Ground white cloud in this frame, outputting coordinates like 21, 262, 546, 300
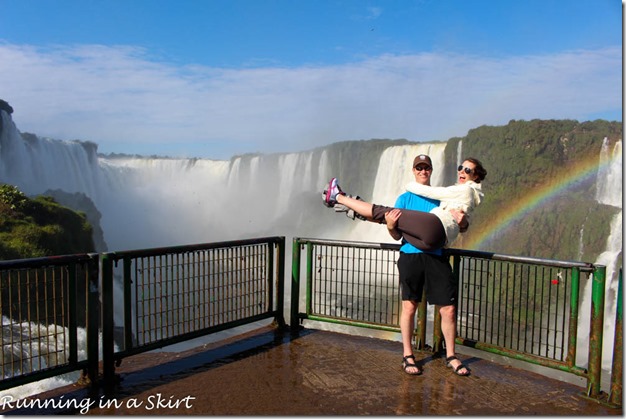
366, 7, 383, 19
0, 42, 620, 159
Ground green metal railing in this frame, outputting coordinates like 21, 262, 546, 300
100, 236, 285, 391
447, 248, 602, 395
0, 254, 99, 391
290, 238, 404, 334
609, 268, 623, 405
0, 237, 285, 393
291, 237, 622, 403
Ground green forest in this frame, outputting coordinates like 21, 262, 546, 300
445, 119, 621, 263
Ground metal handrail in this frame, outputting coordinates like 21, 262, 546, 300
0, 253, 99, 391
99, 236, 285, 393
0, 237, 285, 394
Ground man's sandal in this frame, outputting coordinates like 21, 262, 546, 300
445, 355, 470, 376
402, 355, 422, 375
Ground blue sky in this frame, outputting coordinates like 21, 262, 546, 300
0, 0, 622, 159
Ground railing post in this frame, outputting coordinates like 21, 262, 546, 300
101, 253, 116, 396
609, 268, 623, 406
123, 255, 133, 351
86, 254, 100, 388
290, 238, 302, 333
274, 237, 286, 328
566, 267, 581, 366
305, 242, 314, 320
587, 264, 606, 398
67, 263, 78, 365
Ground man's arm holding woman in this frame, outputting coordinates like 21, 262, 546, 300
384, 209, 403, 240
384, 207, 469, 240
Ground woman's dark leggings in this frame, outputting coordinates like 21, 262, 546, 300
371, 204, 446, 251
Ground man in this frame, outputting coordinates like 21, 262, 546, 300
323, 154, 471, 376
384, 154, 470, 376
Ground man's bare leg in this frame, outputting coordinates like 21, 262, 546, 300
400, 300, 421, 374
440, 304, 469, 375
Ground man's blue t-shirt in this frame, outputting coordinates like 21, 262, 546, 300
394, 191, 442, 256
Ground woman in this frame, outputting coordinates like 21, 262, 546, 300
323, 158, 487, 251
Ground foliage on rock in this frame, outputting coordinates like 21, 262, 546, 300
0, 184, 96, 259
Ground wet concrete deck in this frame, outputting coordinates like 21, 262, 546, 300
4, 325, 622, 415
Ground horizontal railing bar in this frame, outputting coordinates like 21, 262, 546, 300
456, 337, 589, 377
104, 236, 284, 259
0, 253, 97, 269
302, 314, 401, 334
295, 237, 401, 250
113, 312, 278, 360
0, 360, 90, 391
297, 237, 596, 272
446, 248, 596, 272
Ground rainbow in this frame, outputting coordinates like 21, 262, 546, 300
465, 157, 618, 250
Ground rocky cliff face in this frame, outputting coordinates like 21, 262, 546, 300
0, 99, 13, 134
0, 99, 13, 114
43, 189, 108, 253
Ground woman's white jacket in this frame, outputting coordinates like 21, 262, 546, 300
405, 180, 484, 246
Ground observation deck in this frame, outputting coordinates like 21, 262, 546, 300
6, 325, 621, 416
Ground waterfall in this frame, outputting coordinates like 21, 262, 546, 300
577, 225, 585, 260
347, 143, 447, 244
456, 140, 463, 166
595, 138, 622, 206
577, 139, 622, 370
1, 109, 448, 251
0, 112, 109, 200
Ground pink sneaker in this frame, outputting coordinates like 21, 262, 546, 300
322, 178, 345, 208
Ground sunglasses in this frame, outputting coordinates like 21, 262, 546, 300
414, 165, 432, 172
458, 165, 474, 175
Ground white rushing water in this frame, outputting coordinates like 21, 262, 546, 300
576, 138, 622, 370
0, 316, 114, 402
